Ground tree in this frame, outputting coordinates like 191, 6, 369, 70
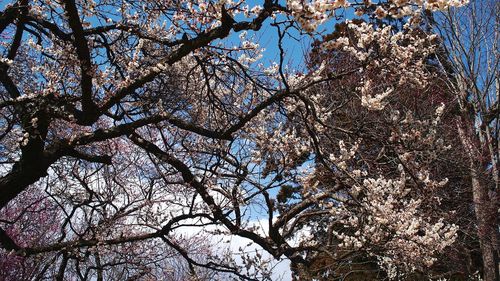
426, 1, 499, 280
292, 19, 484, 280
0, 185, 61, 280
0, 0, 473, 280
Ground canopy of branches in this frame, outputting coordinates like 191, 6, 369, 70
0, 0, 498, 280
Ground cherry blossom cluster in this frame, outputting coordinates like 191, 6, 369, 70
288, 0, 350, 32
305, 101, 457, 276
322, 21, 439, 111
288, 0, 468, 33
329, 165, 458, 275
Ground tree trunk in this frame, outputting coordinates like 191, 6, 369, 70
457, 122, 499, 281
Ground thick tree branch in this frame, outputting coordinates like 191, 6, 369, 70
62, 0, 98, 123
0, 227, 21, 251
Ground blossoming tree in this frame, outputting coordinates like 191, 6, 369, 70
285, 20, 485, 279
0, 0, 476, 280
